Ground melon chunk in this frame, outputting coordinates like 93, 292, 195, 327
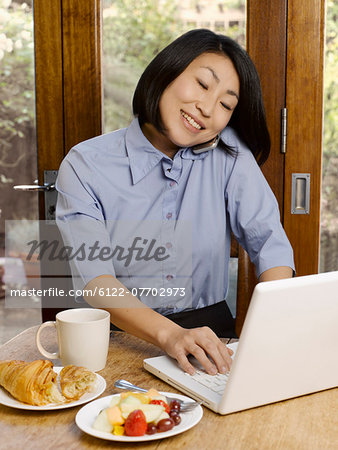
106, 405, 125, 426
92, 409, 113, 433
138, 403, 164, 423
109, 396, 120, 407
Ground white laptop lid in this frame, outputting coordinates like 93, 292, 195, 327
219, 271, 338, 414
144, 272, 338, 414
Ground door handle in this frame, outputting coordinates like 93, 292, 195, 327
291, 173, 310, 214
13, 183, 55, 191
13, 171, 58, 220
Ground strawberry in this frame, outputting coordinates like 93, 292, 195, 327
150, 399, 170, 414
124, 409, 147, 436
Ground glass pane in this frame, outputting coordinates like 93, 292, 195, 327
0, 0, 40, 343
320, 0, 338, 272
102, 0, 246, 318
102, 0, 246, 133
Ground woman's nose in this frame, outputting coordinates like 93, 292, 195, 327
196, 99, 214, 118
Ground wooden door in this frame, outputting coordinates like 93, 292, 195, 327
237, 1, 326, 331
284, 0, 325, 276
236, 0, 289, 332
34, 0, 102, 321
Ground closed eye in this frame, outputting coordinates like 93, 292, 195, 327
221, 102, 232, 111
197, 80, 208, 90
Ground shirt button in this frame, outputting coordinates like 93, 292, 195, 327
166, 212, 172, 219
169, 181, 175, 187
166, 275, 174, 281
165, 242, 172, 249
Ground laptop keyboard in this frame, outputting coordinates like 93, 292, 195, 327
184, 343, 237, 394
185, 370, 230, 394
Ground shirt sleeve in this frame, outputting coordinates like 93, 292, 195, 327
223, 130, 295, 278
55, 149, 116, 292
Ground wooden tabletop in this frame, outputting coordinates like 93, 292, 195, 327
0, 326, 337, 450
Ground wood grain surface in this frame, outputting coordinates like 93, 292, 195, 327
62, 0, 102, 152
0, 327, 337, 450
284, 0, 325, 276
236, 0, 290, 332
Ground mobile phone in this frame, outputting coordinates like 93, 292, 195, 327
191, 134, 220, 154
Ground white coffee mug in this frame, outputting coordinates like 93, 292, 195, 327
36, 308, 110, 372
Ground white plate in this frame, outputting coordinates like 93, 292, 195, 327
76, 392, 203, 442
0, 367, 106, 411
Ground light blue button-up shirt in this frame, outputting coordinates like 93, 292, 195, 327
56, 118, 294, 314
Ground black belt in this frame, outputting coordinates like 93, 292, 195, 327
165, 300, 237, 338
110, 300, 237, 338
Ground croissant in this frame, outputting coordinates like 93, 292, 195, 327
59, 365, 97, 401
0, 359, 65, 406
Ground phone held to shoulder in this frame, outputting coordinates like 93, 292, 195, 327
191, 134, 220, 154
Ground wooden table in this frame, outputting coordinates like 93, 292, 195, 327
0, 326, 337, 450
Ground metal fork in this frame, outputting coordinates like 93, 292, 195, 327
114, 379, 202, 412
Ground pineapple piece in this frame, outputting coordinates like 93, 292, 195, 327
147, 388, 160, 399
113, 425, 125, 436
120, 392, 149, 404
147, 388, 167, 403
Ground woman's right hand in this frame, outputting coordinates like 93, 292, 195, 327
158, 324, 233, 375
83, 276, 233, 375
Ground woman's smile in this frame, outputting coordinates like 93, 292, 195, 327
180, 110, 205, 132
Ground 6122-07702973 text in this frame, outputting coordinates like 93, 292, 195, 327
9, 286, 186, 299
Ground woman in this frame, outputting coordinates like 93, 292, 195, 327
56, 29, 294, 376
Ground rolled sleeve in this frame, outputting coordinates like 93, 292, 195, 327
224, 134, 295, 278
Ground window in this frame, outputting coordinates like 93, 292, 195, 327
215, 21, 225, 31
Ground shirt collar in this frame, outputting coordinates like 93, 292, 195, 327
125, 118, 209, 184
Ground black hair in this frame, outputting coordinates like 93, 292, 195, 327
133, 29, 270, 165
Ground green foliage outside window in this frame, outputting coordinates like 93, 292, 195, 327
320, 0, 338, 271
102, 0, 246, 131
0, 0, 34, 172
102, 0, 182, 132
323, 0, 338, 170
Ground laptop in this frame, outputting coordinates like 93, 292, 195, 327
144, 271, 338, 414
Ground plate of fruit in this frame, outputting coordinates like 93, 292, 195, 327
75, 388, 203, 442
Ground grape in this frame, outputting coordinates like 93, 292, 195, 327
169, 411, 182, 425
169, 400, 181, 412
156, 418, 175, 432
146, 423, 157, 435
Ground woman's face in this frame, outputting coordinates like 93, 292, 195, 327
144, 52, 240, 154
